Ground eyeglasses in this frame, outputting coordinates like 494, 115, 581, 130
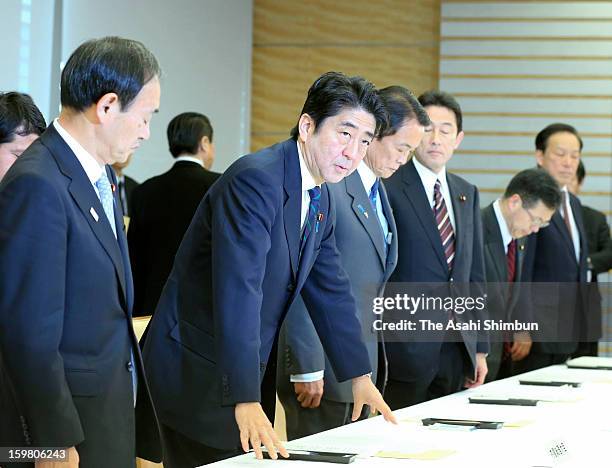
523, 207, 550, 228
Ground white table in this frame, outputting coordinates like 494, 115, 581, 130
209, 359, 612, 467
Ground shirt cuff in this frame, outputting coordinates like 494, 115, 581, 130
290, 370, 324, 383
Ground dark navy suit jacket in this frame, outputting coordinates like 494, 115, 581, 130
0, 125, 155, 466
141, 139, 371, 449
383, 159, 488, 383
523, 191, 595, 354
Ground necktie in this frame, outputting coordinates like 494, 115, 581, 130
369, 178, 380, 211
507, 239, 516, 283
95, 172, 117, 238
118, 179, 128, 216
433, 179, 455, 271
300, 187, 321, 256
562, 191, 573, 243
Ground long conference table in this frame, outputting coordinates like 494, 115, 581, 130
209, 356, 612, 467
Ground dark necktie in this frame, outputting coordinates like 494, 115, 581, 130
507, 239, 516, 283
300, 187, 321, 256
433, 179, 455, 271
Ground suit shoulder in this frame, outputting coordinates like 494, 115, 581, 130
447, 171, 477, 192
582, 204, 606, 223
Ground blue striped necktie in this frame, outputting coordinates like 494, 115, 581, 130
300, 187, 321, 254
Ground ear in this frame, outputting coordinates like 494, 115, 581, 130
298, 113, 315, 142
535, 149, 545, 167
95, 93, 120, 123
507, 193, 522, 211
454, 130, 465, 149
199, 135, 211, 153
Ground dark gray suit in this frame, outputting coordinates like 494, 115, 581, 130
278, 169, 397, 440
481, 203, 530, 380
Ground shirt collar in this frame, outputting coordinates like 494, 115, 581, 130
356, 160, 377, 194
175, 155, 204, 167
53, 119, 105, 185
413, 156, 448, 193
296, 140, 318, 192
493, 198, 513, 249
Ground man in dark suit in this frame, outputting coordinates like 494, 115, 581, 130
140, 72, 397, 467
0, 91, 46, 182
128, 112, 221, 317
568, 161, 612, 356
514, 124, 593, 374
0, 37, 161, 468
277, 86, 430, 439
383, 90, 489, 410
112, 155, 140, 217
481, 169, 561, 381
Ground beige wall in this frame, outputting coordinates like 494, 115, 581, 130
251, 0, 442, 151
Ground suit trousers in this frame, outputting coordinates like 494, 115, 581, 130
282, 396, 370, 441
159, 423, 239, 467
384, 341, 466, 410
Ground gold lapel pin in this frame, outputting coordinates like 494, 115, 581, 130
458, 194, 467, 202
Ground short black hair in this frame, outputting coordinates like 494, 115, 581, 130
503, 168, 562, 211
60, 36, 161, 112
576, 160, 586, 185
290, 71, 387, 139
0, 92, 46, 145
417, 90, 463, 133
377, 86, 430, 137
535, 123, 583, 152
167, 112, 213, 158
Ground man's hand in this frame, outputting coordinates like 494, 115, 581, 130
351, 374, 397, 424
294, 380, 324, 408
510, 332, 532, 362
235, 402, 288, 460
464, 352, 488, 389
36, 446, 79, 468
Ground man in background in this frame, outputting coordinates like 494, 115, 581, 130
383, 90, 489, 410
568, 160, 612, 356
278, 86, 429, 439
112, 154, 139, 217
0, 91, 46, 181
128, 112, 220, 317
481, 169, 560, 381
515, 123, 592, 373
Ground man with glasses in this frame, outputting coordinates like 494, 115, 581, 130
481, 169, 561, 380
383, 91, 489, 409
514, 123, 593, 374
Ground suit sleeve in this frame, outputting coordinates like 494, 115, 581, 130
0, 173, 84, 446
280, 297, 326, 377
299, 189, 371, 382
590, 212, 612, 275
470, 188, 490, 354
211, 168, 277, 405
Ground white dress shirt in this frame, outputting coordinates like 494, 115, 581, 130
412, 156, 456, 231
175, 155, 204, 167
493, 199, 513, 254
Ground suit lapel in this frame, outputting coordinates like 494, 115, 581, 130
402, 160, 448, 271
380, 181, 397, 275
483, 205, 507, 282
282, 140, 301, 279
551, 211, 576, 263
447, 175, 465, 269
345, 172, 387, 268
41, 126, 128, 304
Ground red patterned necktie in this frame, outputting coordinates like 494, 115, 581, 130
507, 239, 516, 283
433, 179, 455, 271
